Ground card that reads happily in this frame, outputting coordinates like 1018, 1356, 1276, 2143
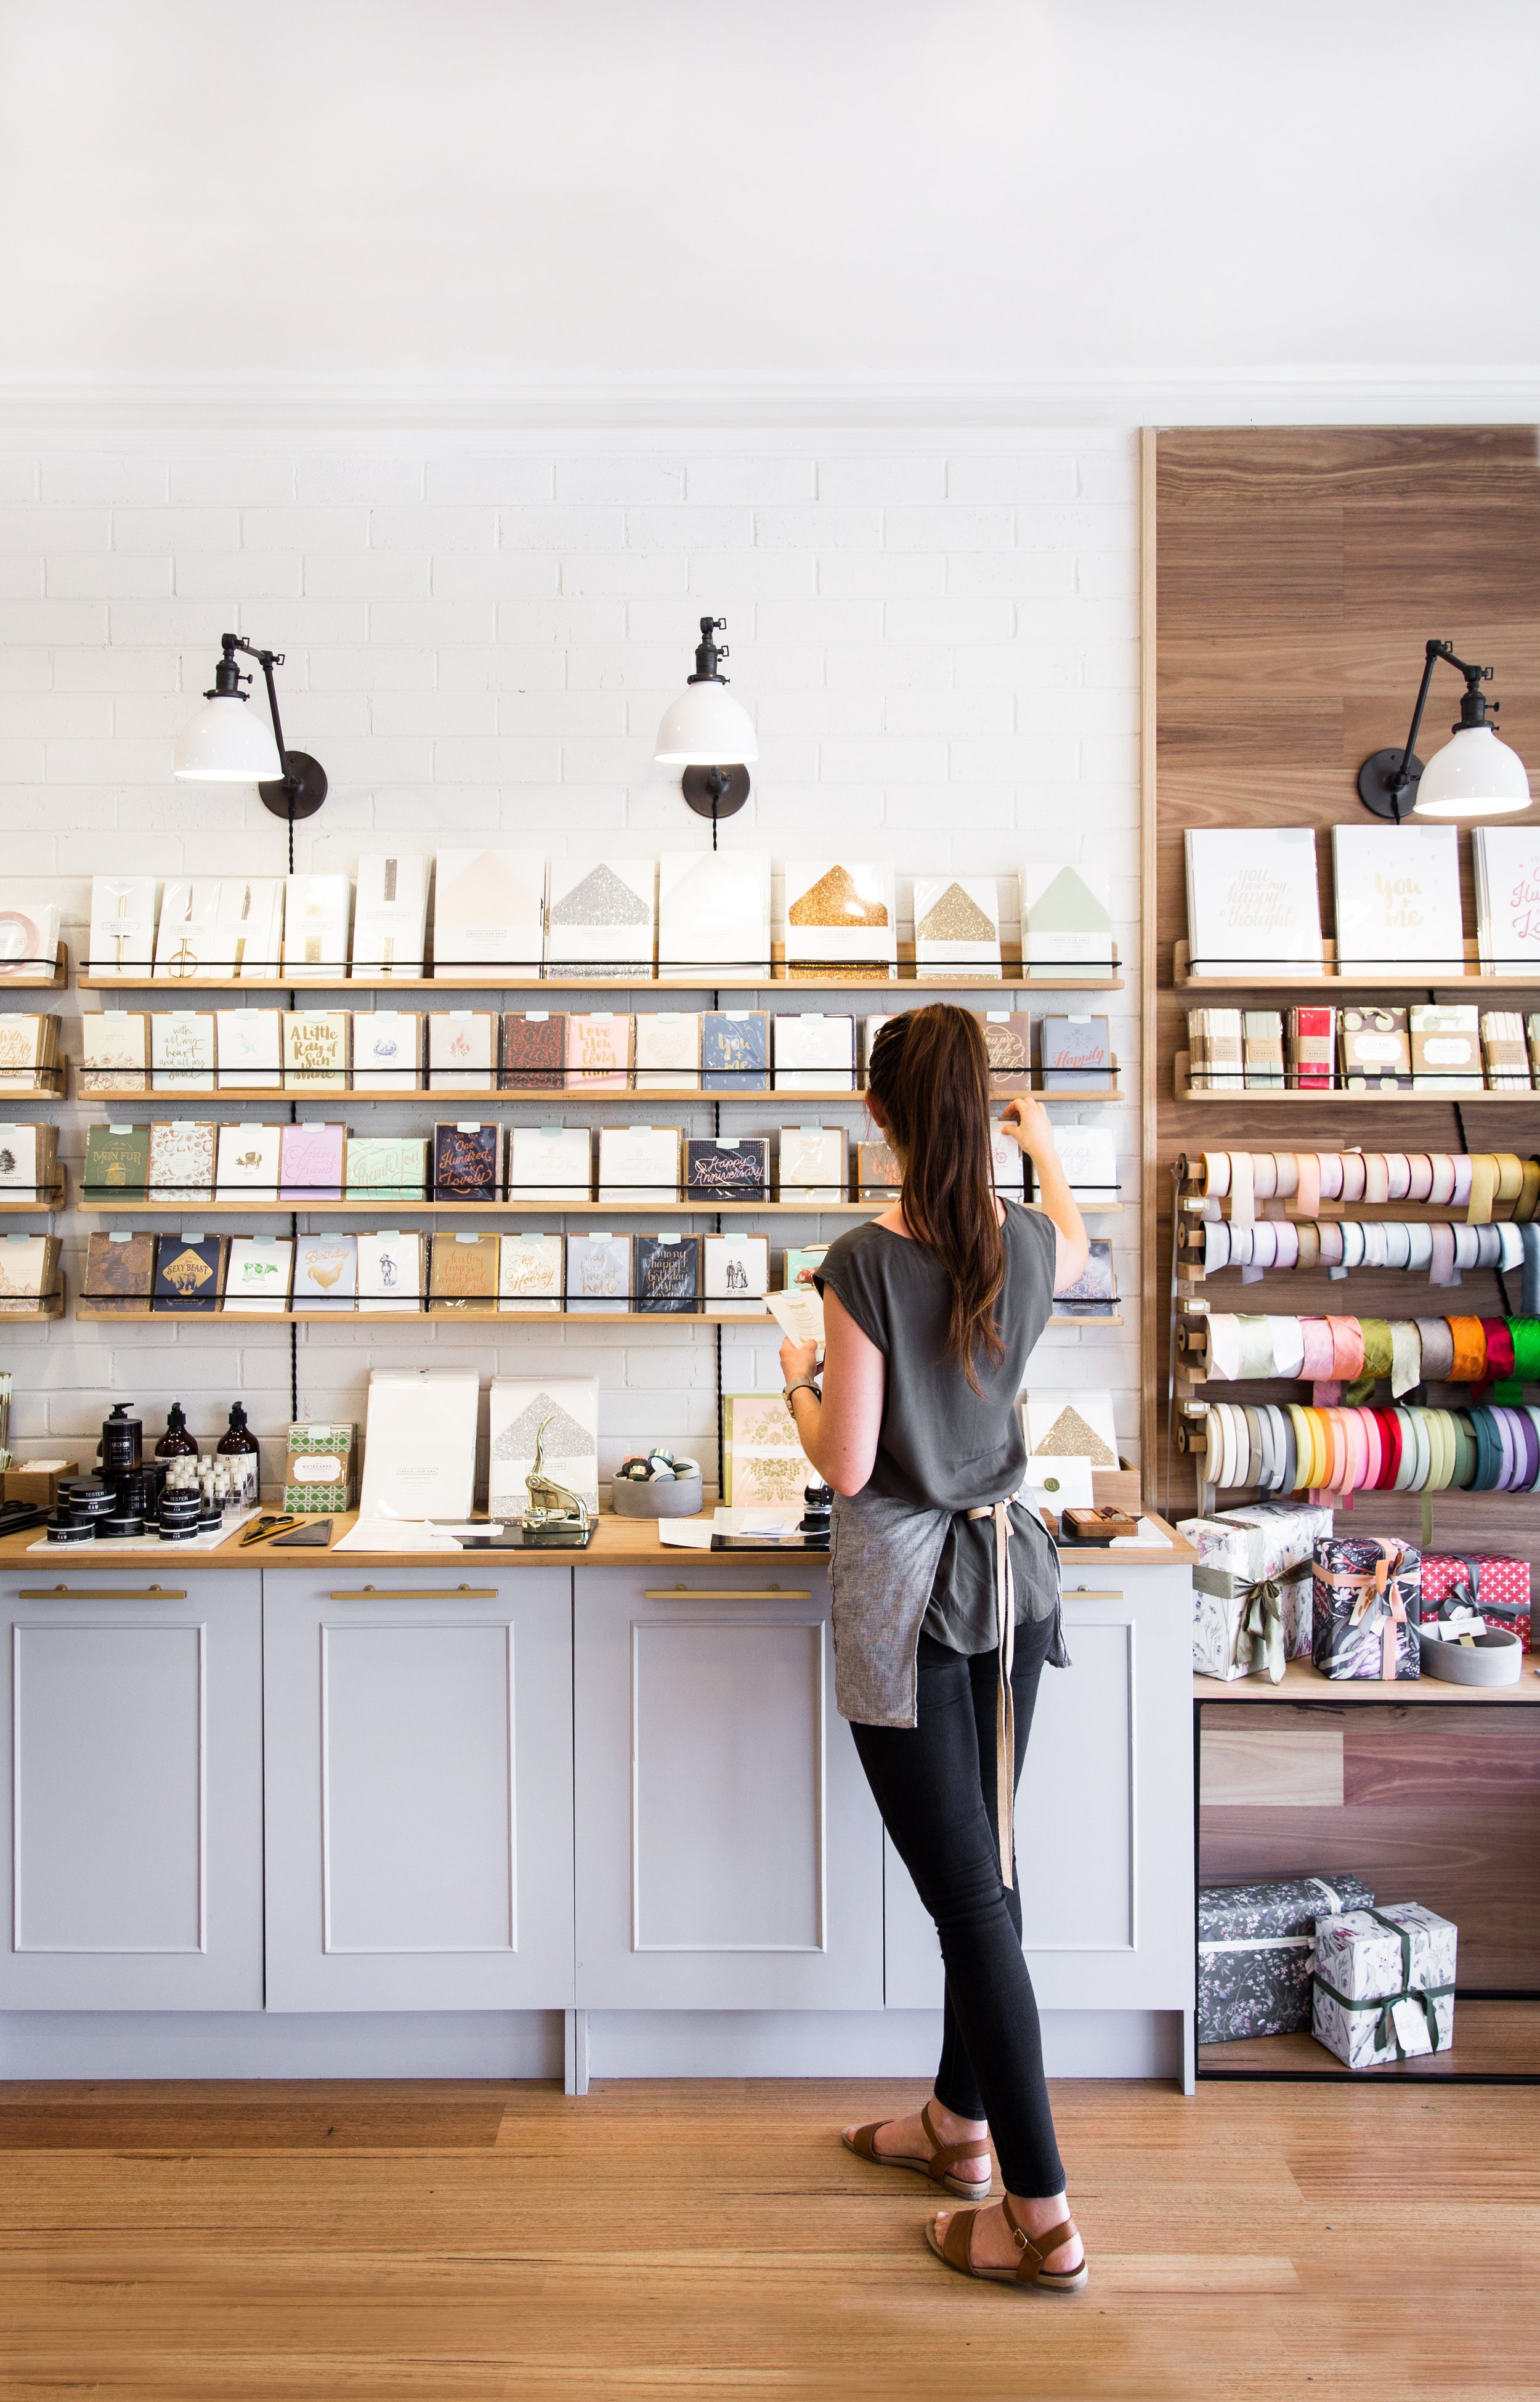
498, 1231, 564, 1313
597, 1125, 680, 1204
702, 1010, 769, 1092
147, 1120, 216, 1202
565, 1013, 633, 1087
432, 1121, 501, 1201
283, 1010, 350, 1090
633, 1012, 701, 1091
357, 1230, 424, 1314
684, 1137, 769, 1200
153, 880, 223, 980
723, 1394, 812, 1507
87, 877, 158, 980
783, 861, 897, 978
1021, 1389, 1119, 1467
1019, 862, 1115, 976
283, 875, 353, 981
432, 848, 545, 980
912, 877, 1003, 979
429, 1231, 501, 1311
223, 1235, 294, 1315
565, 1231, 634, 1313
344, 1135, 428, 1201
772, 1013, 856, 1092
779, 1126, 847, 1203
79, 1012, 150, 1095
634, 1231, 702, 1314
487, 1378, 599, 1517
499, 1010, 566, 1090
215, 1122, 283, 1198
506, 1124, 591, 1204
1039, 1014, 1112, 1090
84, 1123, 149, 1198
705, 1232, 770, 1315
152, 1232, 224, 1314
277, 1121, 345, 1202
80, 1229, 155, 1315
352, 1010, 421, 1093
213, 877, 283, 978
151, 1012, 216, 1093
657, 849, 772, 979
1332, 824, 1463, 978
351, 854, 429, 979
1184, 829, 1323, 975
981, 1011, 1033, 1095
215, 1008, 283, 1090
544, 856, 655, 979
292, 1232, 359, 1312
427, 1010, 496, 1091
1474, 828, 1540, 973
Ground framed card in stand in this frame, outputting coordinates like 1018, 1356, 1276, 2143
79, 1012, 149, 1095
432, 1122, 501, 1202
87, 877, 158, 981
565, 1013, 632, 1088
283, 875, 353, 983
544, 856, 655, 980
705, 1231, 769, 1316
153, 880, 222, 980
634, 1231, 702, 1314
80, 1229, 155, 1316
152, 1231, 225, 1314
351, 1010, 420, 1093
566, 1231, 633, 1313
912, 877, 1003, 980
215, 1008, 282, 1091
633, 1012, 701, 1091
282, 1010, 349, 1090
597, 1125, 680, 1204
702, 1010, 769, 1093
151, 1012, 216, 1093
499, 1010, 566, 1091
1185, 830, 1323, 976
1332, 824, 1462, 979
506, 1124, 591, 1204
360, 1370, 480, 1520
223, 1234, 294, 1315
432, 848, 545, 980
428, 1010, 496, 1092
779, 1126, 848, 1203
685, 1136, 769, 1200
498, 1231, 564, 1313
147, 1121, 216, 1203
213, 877, 282, 978
772, 1013, 856, 1092
783, 861, 897, 980
344, 1135, 428, 1201
351, 854, 428, 979
357, 1230, 424, 1315
292, 1231, 359, 1313
215, 1123, 283, 1199
429, 1231, 501, 1312
84, 1124, 149, 1199
278, 1122, 345, 1203
981, 1011, 1032, 1095
487, 1377, 599, 1517
657, 850, 772, 980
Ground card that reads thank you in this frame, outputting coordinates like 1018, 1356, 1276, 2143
345, 1135, 428, 1201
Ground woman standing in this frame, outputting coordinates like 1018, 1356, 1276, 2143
777, 1004, 1092, 2292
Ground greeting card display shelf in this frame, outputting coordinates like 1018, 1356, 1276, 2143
78, 1196, 889, 1217
0, 1176, 66, 1212
76, 1304, 1121, 1329
0, 1292, 64, 1322
1173, 937, 1540, 992
0, 1074, 66, 1100
80, 949, 1123, 995
118, 1079, 1124, 1106
0, 945, 68, 992
1175, 1055, 1539, 1105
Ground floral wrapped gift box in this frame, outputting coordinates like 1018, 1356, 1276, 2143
1312, 1534, 1421, 1680
1312, 1903, 1457, 2067
1199, 1875, 1375, 2043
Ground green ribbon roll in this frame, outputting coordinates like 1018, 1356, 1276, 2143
1509, 1316, 1540, 1384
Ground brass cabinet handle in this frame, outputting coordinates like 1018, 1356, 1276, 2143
328, 1583, 499, 1601
1060, 1588, 1124, 1600
642, 1585, 814, 1601
17, 1584, 189, 1601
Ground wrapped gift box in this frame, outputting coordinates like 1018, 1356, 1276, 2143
1199, 1875, 1375, 2043
1312, 1903, 1457, 2067
1178, 1502, 1334, 1584
1420, 1552, 1531, 1650
1193, 1563, 1313, 1682
1312, 1535, 1421, 1680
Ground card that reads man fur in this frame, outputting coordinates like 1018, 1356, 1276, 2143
498, 1231, 564, 1313
151, 1012, 216, 1093
292, 1232, 359, 1313
912, 877, 1003, 980
657, 850, 772, 979
80, 1229, 155, 1315
705, 1232, 770, 1315
215, 1008, 283, 1091
1021, 1389, 1119, 1467
147, 1120, 216, 1203
84, 1123, 149, 1198
215, 1123, 283, 1199
352, 1010, 421, 1093
487, 1378, 600, 1516
357, 1230, 424, 1315
282, 1011, 349, 1090
222, 1235, 294, 1315
545, 857, 655, 979
565, 1232, 634, 1313
79, 1012, 150, 1095
723, 1394, 813, 1507
432, 848, 545, 980
782, 861, 897, 980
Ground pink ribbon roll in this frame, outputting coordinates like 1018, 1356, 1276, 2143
1299, 1318, 1336, 1379
1384, 1154, 1411, 1202
1316, 1153, 1343, 1203
1430, 1155, 1456, 1206
1451, 1158, 1472, 1207
1327, 1317, 1366, 1379
1340, 1154, 1367, 1204
1407, 1154, 1434, 1202
1296, 1156, 1322, 1214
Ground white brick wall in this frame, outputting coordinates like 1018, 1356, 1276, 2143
0, 428, 1140, 1501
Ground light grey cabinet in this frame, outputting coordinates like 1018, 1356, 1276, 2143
0, 1568, 263, 2011
262, 1568, 575, 2011
573, 1566, 885, 2009
883, 1568, 1196, 2014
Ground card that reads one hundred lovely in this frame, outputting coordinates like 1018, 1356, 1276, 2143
633, 1231, 702, 1315
432, 1121, 501, 1201
151, 1012, 216, 1093
705, 1232, 769, 1314
1183, 829, 1323, 976
565, 1013, 632, 1087
782, 861, 897, 979
499, 1010, 565, 1091
277, 1121, 345, 1203
702, 1010, 769, 1093
215, 1008, 283, 1091
685, 1137, 769, 1200
215, 1122, 283, 1198
222, 1235, 294, 1315
498, 1231, 564, 1313
544, 856, 655, 979
147, 1119, 216, 1203
427, 1010, 496, 1092
283, 1011, 349, 1090
84, 1123, 150, 1198
292, 1232, 359, 1312
352, 1010, 421, 1093
153, 1232, 224, 1314
506, 1124, 590, 1204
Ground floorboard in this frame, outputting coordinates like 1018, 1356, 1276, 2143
0, 2076, 1533, 2398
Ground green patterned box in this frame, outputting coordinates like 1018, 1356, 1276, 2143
283, 1420, 357, 1514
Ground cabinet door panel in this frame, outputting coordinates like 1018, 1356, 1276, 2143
1, 1573, 263, 2011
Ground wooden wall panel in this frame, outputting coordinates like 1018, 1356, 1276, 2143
1150, 427, 1540, 1569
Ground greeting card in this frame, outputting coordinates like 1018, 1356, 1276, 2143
657, 849, 772, 979
1185, 830, 1323, 975
213, 877, 282, 978
704, 1232, 770, 1315
912, 877, 1003, 979
150, 1012, 216, 1093
152, 1232, 225, 1313
634, 1231, 702, 1314
292, 1232, 359, 1312
1332, 825, 1462, 978
597, 1125, 680, 1204
215, 1122, 283, 1198
432, 848, 545, 979
427, 1010, 496, 1091
498, 1231, 564, 1313
544, 856, 655, 979
83, 1123, 149, 1198
565, 1232, 634, 1313
506, 1124, 591, 1203
283, 875, 352, 981
344, 1135, 428, 1201
684, 1137, 769, 1199
633, 1011, 701, 1091
79, 1012, 150, 1095
702, 1010, 769, 1092
429, 1231, 500, 1311
783, 861, 896, 979
147, 1120, 216, 1203
772, 1012, 856, 1092
357, 1230, 424, 1315
215, 1008, 283, 1090
153, 880, 223, 980
778, 1126, 847, 1203
278, 1121, 346, 1202
352, 1010, 421, 1092
499, 1010, 566, 1090
1019, 862, 1114, 976
79, 1230, 155, 1316
351, 854, 428, 979
565, 1013, 632, 1087
981, 1010, 1033, 1095
283, 1010, 349, 1090
87, 877, 158, 980
223, 1235, 294, 1315
432, 1121, 501, 1201
487, 1379, 599, 1515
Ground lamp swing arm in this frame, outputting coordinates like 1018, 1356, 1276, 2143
214, 633, 293, 786
1387, 639, 1494, 806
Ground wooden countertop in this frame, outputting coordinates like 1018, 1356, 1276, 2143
1196, 1657, 1540, 1705
0, 1510, 1195, 1574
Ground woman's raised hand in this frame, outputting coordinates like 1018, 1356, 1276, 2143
999, 1096, 1056, 1158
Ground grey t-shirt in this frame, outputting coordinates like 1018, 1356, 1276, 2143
814, 1201, 1061, 1654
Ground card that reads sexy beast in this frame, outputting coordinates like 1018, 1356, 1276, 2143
633, 1231, 702, 1314
499, 1010, 566, 1091
153, 1233, 225, 1314
684, 1137, 769, 1200
432, 1121, 501, 1201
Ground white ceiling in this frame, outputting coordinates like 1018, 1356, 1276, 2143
2, 0, 1538, 391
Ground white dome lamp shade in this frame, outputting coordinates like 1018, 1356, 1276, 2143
174, 633, 328, 827
1359, 638, 1531, 821
654, 615, 758, 822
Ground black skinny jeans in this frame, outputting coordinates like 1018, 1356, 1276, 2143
851, 1618, 1064, 2199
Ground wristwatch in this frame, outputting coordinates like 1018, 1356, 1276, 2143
783, 1377, 821, 1419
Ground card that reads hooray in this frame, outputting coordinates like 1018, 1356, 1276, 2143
1332, 824, 1462, 979
545, 856, 655, 980
912, 877, 1003, 980
215, 1008, 283, 1091
657, 850, 772, 979
487, 1379, 599, 1517
352, 1010, 421, 1093
223, 1235, 294, 1315
1184, 829, 1323, 976
357, 1230, 423, 1315
498, 1231, 564, 1313
432, 848, 545, 980
783, 861, 896, 979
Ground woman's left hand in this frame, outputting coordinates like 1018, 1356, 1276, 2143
779, 1338, 821, 1388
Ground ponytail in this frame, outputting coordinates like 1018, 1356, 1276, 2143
867, 1004, 1005, 1392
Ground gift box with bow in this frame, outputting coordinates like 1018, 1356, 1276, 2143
1193, 1564, 1313, 1682
1312, 1902, 1456, 2067
1420, 1552, 1531, 1650
1312, 1534, 1421, 1680
1199, 1874, 1376, 2042
1178, 1501, 1333, 1586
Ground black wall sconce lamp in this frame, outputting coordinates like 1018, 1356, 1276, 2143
1359, 638, 1531, 821
173, 633, 328, 828
654, 616, 758, 827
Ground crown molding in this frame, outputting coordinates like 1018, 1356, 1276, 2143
0, 365, 1536, 432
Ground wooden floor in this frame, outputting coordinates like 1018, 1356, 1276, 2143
0, 2075, 1534, 2399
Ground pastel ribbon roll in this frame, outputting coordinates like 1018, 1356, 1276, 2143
1518, 1160, 1540, 1223
1389, 1320, 1423, 1399
1451, 1157, 1473, 1209
1299, 1319, 1336, 1380
1406, 1156, 1434, 1203
1251, 1157, 1278, 1201
1267, 1316, 1305, 1378
1467, 1155, 1500, 1225
1429, 1226, 1459, 1287
1201, 1152, 1232, 1198
1446, 1317, 1489, 1382
1295, 1223, 1321, 1271
1406, 1225, 1433, 1273
1362, 1154, 1390, 1206
1358, 1318, 1394, 1382
1238, 1316, 1277, 1378
1499, 1223, 1524, 1272
1314, 1153, 1342, 1204
1340, 1154, 1367, 1204
1317, 1224, 1344, 1269
1381, 1223, 1410, 1270
1415, 1318, 1456, 1381
1475, 1227, 1502, 1271
1206, 1316, 1244, 1380
1230, 1152, 1255, 1230
1271, 1153, 1299, 1199
1523, 1225, 1540, 1316
1470, 1408, 1503, 1490
1360, 1223, 1388, 1270
1481, 1318, 1516, 1381
1339, 1223, 1366, 1271
1429, 1155, 1457, 1206
1360, 1408, 1383, 1491
1294, 1155, 1320, 1215
1327, 1317, 1365, 1379
1203, 1223, 1229, 1273
1496, 1154, 1525, 1211
1384, 1154, 1411, 1202
1274, 1223, 1300, 1270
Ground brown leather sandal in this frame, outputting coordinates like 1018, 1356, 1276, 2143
926, 2196, 1088, 2292
841, 2099, 993, 2202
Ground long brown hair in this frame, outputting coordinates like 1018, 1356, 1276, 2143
867, 1005, 1005, 1392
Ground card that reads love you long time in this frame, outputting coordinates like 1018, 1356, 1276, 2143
565, 1013, 632, 1088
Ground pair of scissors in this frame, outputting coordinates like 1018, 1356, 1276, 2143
238, 1513, 302, 1547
